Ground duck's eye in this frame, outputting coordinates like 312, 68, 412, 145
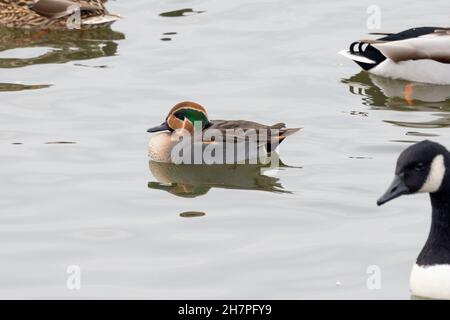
173, 111, 185, 120
414, 162, 425, 171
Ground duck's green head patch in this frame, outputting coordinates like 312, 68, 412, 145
165, 102, 210, 131
173, 108, 209, 127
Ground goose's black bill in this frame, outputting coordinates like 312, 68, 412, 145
377, 175, 410, 206
147, 122, 170, 133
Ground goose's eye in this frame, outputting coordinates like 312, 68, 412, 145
414, 162, 425, 171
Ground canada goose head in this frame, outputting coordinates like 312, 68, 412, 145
377, 140, 449, 206
147, 101, 210, 134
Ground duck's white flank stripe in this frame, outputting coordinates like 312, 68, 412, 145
370, 59, 450, 85
419, 154, 446, 193
410, 264, 450, 299
338, 50, 376, 64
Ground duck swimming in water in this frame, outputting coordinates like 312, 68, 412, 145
147, 101, 301, 164
340, 27, 450, 85
0, 0, 120, 29
378, 140, 450, 299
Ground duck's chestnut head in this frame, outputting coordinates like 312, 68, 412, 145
147, 101, 210, 134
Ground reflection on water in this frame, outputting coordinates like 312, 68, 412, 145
0, 27, 124, 69
159, 8, 205, 17
384, 117, 450, 129
73, 63, 107, 68
160, 32, 177, 42
179, 211, 206, 218
405, 131, 439, 137
342, 72, 450, 110
342, 72, 450, 128
44, 141, 77, 144
0, 82, 51, 92
148, 159, 294, 198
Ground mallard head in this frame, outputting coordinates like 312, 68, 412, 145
147, 101, 210, 134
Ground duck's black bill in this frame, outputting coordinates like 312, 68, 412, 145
377, 175, 410, 206
147, 122, 170, 133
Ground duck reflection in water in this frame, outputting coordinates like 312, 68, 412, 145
0, 26, 124, 69
0, 26, 124, 91
148, 159, 295, 198
342, 71, 450, 129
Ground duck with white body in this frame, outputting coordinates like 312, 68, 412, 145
340, 27, 450, 85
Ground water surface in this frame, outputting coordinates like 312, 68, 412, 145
1, 0, 449, 299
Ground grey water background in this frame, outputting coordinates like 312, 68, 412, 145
1, 0, 450, 299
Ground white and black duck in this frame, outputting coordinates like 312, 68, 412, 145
340, 27, 450, 85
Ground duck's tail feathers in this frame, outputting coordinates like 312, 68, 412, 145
266, 126, 301, 152
82, 13, 121, 26
279, 127, 302, 138
269, 123, 301, 140
270, 122, 287, 129
338, 49, 376, 64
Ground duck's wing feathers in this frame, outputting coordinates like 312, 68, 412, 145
0, 2, 49, 27
372, 28, 450, 63
30, 0, 105, 19
204, 120, 266, 145
0, 1, 34, 4
2, 0, 105, 8
208, 120, 276, 131
205, 120, 301, 150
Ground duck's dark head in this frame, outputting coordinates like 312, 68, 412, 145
377, 140, 449, 206
147, 101, 210, 134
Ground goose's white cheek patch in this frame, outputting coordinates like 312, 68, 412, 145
419, 154, 446, 193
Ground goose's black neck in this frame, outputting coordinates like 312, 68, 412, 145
416, 191, 450, 266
